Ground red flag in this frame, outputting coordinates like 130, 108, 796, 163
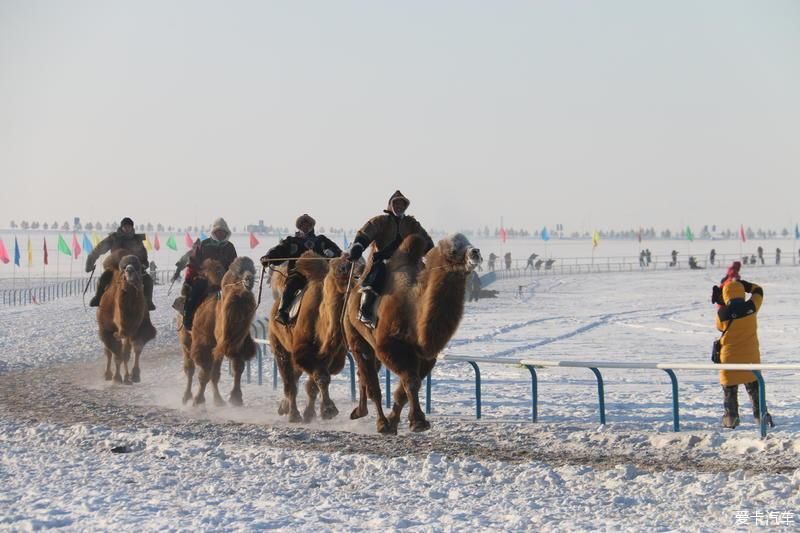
638, 228, 642, 243
153, 233, 161, 251
499, 227, 507, 243
739, 224, 746, 243
249, 232, 260, 249
0, 238, 9, 264
184, 232, 194, 249
71, 233, 81, 259
43, 237, 49, 265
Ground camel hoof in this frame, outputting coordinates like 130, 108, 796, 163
113, 374, 123, 384
213, 396, 226, 408
123, 376, 133, 385
377, 418, 397, 435
410, 419, 431, 433
104, 370, 113, 381
277, 399, 289, 416
321, 402, 339, 420
182, 391, 192, 405
228, 393, 243, 407
131, 368, 141, 383
303, 409, 316, 423
289, 411, 303, 423
192, 396, 206, 407
350, 407, 368, 420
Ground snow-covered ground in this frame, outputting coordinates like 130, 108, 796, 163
1, 264, 799, 530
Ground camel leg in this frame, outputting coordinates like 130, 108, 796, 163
303, 378, 318, 423
228, 358, 245, 407
182, 352, 195, 405
120, 338, 133, 385
104, 347, 113, 381
388, 358, 435, 429
401, 373, 429, 432
192, 352, 212, 407
360, 356, 391, 434
130, 341, 142, 383
377, 339, 426, 433
210, 356, 226, 407
349, 344, 373, 420
315, 370, 338, 421
274, 347, 302, 422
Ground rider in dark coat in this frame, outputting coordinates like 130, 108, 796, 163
260, 214, 342, 325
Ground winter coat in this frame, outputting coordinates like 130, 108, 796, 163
177, 219, 237, 280
353, 191, 434, 267
86, 229, 148, 271
715, 280, 763, 386
262, 231, 342, 272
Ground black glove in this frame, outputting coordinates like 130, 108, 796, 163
172, 269, 182, 282
739, 279, 753, 293
347, 243, 364, 262
711, 285, 722, 305
260, 255, 270, 268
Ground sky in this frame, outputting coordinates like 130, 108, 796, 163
1, 0, 799, 234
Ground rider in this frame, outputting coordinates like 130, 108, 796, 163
346, 191, 433, 328
86, 217, 155, 310
172, 218, 237, 330
260, 214, 342, 326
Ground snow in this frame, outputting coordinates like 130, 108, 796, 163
1, 261, 799, 530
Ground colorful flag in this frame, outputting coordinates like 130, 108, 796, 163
71, 233, 81, 259
739, 224, 746, 243
184, 232, 194, 249
143, 237, 153, 251
92, 232, 101, 247
57, 235, 71, 256
685, 226, 694, 242
166, 235, 178, 251
199, 230, 208, 241
13, 237, 20, 266
592, 230, 600, 248
27, 237, 32, 267
0, 239, 9, 264
153, 233, 161, 251
795, 224, 799, 240
342, 232, 350, 250
499, 227, 507, 243
541, 227, 550, 241
249, 232, 260, 249
82, 233, 93, 254
43, 237, 49, 265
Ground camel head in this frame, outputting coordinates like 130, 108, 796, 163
200, 258, 226, 287
435, 233, 482, 272
225, 257, 257, 292
118, 255, 143, 287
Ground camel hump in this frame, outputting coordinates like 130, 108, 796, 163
398, 234, 428, 263
294, 251, 328, 281
200, 258, 225, 287
102, 249, 132, 271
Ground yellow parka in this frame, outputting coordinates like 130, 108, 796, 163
715, 280, 763, 386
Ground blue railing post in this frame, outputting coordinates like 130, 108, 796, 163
272, 356, 278, 390
589, 367, 606, 425
753, 371, 767, 438
385, 367, 391, 408
468, 361, 481, 419
662, 369, 679, 432
524, 365, 538, 422
425, 372, 432, 414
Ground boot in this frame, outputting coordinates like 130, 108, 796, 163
182, 279, 207, 332
744, 381, 775, 428
358, 289, 378, 329
722, 385, 740, 429
143, 272, 156, 311
89, 270, 114, 307
274, 290, 296, 326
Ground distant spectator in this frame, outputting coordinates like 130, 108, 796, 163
525, 253, 539, 270
709, 249, 716, 266
544, 259, 555, 270
775, 248, 781, 265
645, 249, 652, 266
688, 256, 703, 270
670, 250, 678, 267
639, 250, 646, 267
750, 254, 757, 265
757, 246, 764, 265
487, 253, 497, 271
467, 271, 481, 302
534, 259, 544, 271
504, 252, 512, 270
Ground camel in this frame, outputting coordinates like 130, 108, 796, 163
268, 253, 358, 423
344, 233, 482, 434
97, 251, 157, 384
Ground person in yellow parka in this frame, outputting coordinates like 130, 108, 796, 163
714, 279, 773, 429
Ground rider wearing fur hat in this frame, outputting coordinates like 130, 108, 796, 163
260, 214, 342, 326
346, 191, 434, 328
173, 217, 238, 330
86, 217, 155, 310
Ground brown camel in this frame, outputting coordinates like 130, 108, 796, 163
268, 253, 357, 423
344, 233, 482, 434
180, 257, 258, 407
97, 251, 157, 384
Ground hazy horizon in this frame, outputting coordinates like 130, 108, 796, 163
2, 1, 799, 233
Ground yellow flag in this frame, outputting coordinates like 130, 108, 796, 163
92, 232, 101, 246
143, 237, 153, 251
592, 230, 600, 248
27, 237, 33, 267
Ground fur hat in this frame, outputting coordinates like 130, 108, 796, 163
296, 214, 316, 230
120, 217, 134, 227
723, 280, 746, 304
386, 190, 410, 211
211, 218, 231, 241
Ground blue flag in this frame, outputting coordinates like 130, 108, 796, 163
13, 237, 20, 266
82, 233, 93, 254
796, 224, 799, 240
541, 226, 550, 241
200, 231, 208, 240
342, 232, 350, 249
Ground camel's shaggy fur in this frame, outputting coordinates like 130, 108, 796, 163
97, 250, 157, 384
345, 233, 481, 434
268, 252, 358, 423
